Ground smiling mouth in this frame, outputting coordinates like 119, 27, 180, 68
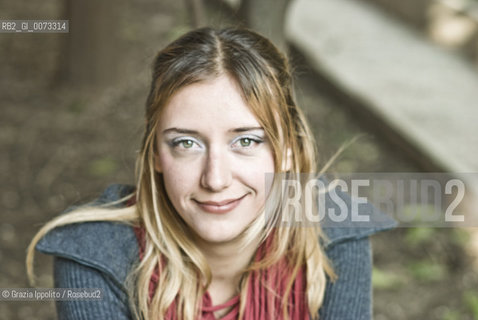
194, 194, 247, 214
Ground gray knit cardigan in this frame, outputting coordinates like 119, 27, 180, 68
36, 183, 396, 320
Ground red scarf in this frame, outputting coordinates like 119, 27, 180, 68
128, 194, 309, 320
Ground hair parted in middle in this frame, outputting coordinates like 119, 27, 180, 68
135, 27, 335, 320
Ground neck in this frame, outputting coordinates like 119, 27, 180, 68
196, 234, 261, 302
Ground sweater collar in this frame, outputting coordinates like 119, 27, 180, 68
36, 183, 396, 290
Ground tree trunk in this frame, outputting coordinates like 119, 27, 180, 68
54, 0, 123, 91
184, 0, 206, 28
238, 0, 291, 52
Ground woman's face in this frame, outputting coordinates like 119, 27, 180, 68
155, 74, 275, 244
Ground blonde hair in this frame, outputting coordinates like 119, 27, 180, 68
27, 27, 335, 320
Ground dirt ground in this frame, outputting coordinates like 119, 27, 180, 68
1, 0, 478, 319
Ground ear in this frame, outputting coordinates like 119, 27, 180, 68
281, 147, 292, 171
154, 154, 162, 173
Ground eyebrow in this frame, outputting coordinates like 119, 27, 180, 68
162, 126, 264, 134
231, 126, 264, 133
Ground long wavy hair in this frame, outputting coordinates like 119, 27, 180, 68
27, 27, 335, 320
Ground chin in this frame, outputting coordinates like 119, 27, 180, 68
195, 227, 245, 244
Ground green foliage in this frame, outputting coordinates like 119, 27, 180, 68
404, 227, 435, 247
167, 25, 190, 42
372, 267, 405, 289
450, 229, 470, 246
67, 99, 86, 114
407, 260, 446, 282
441, 309, 461, 320
463, 291, 478, 318
400, 204, 442, 223
88, 157, 119, 177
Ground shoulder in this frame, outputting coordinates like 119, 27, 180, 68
316, 180, 395, 318
35, 184, 139, 289
36, 182, 396, 287
317, 176, 397, 249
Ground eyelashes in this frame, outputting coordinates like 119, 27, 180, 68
168, 135, 264, 152
169, 137, 203, 150
231, 135, 264, 149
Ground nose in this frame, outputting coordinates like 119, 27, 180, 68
200, 147, 232, 192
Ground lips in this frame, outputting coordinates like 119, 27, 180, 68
194, 194, 247, 214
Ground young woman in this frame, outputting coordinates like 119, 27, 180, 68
27, 27, 395, 320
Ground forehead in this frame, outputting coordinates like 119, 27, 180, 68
158, 75, 261, 130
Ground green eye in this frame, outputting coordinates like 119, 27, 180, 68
181, 140, 194, 148
240, 138, 252, 147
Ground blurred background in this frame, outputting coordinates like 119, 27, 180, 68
1, 0, 478, 319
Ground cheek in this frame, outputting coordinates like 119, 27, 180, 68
158, 152, 200, 204
239, 151, 275, 196
259, 151, 276, 199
